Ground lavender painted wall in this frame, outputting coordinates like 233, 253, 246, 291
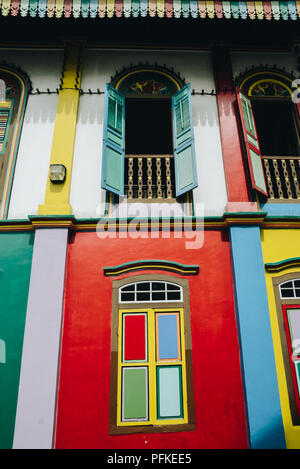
13, 228, 68, 449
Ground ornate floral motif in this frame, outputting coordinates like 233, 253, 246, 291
251, 81, 291, 97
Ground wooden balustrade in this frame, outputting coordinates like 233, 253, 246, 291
125, 154, 175, 200
262, 156, 300, 200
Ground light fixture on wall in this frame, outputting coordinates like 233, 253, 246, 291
49, 164, 66, 183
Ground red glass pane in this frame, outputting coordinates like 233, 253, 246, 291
123, 314, 146, 361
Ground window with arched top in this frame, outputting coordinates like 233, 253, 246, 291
236, 70, 300, 200
109, 275, 195, 434
280, 279, 300, 298
0, 66, 30, 219
119, 281, 183, 303
273, 274, 300, 425
101, 66, 198, 202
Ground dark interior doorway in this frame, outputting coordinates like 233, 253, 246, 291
252, 100, 300, 156
125, 98, 173, 154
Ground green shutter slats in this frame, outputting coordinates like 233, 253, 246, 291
102, 84, 125, 196
2, 0, 300, 19
236, 88, 268, 197
172, 84, 198, 198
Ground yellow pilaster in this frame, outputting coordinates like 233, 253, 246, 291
38, 41, 84, 215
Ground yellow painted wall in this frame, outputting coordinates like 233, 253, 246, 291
261, 228, 300, 449
38, 42, 83, 216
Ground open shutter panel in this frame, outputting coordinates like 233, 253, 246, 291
172, 84, 198, 197
236, 88, 268, 197
101, 84, 125, 196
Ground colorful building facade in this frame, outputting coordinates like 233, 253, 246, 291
1, 1, 300, 449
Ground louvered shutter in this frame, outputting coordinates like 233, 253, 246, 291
236, 88, 268, 197
101, 84, 125, 196
0, 102, 12, 155
172, 84, 198, 197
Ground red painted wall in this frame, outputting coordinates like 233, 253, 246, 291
55, 230, 248, 449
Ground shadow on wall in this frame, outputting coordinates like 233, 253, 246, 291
251, 414, 286, 449
75, 94, 104, 126
24, 94, 58, 125
192, 95, 220, 129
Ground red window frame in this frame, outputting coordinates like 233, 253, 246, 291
282, 304, 300, 417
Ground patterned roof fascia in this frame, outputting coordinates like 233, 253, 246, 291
1, 0, 300, 19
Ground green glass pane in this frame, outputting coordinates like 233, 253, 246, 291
157, 366, 183, 419
122, 367, 148, 421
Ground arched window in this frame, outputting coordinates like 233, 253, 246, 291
119, 281, 183, 303
273, 274, 300, 425
236, 70, 300, 200
101, 66, 198, 202
109, 275, 195, 434
0, 66, 30, 219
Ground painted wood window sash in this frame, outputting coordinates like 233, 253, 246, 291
117, 307, 188, 427
236, 87, 268, 197
101, 84, 125, 196
282, 304, 300, 417
102, 82, 198, 199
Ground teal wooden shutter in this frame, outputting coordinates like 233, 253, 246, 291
101, 84, 125, 196
236, 88, 268, 197
172, 84, 198, 197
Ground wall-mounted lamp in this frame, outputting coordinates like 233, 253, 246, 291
49, 164, 66, 183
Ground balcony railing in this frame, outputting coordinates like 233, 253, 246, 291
262, 156, 300, 200
125, 154, 175, 200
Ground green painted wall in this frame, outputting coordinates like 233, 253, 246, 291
0, 232, 34, 449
